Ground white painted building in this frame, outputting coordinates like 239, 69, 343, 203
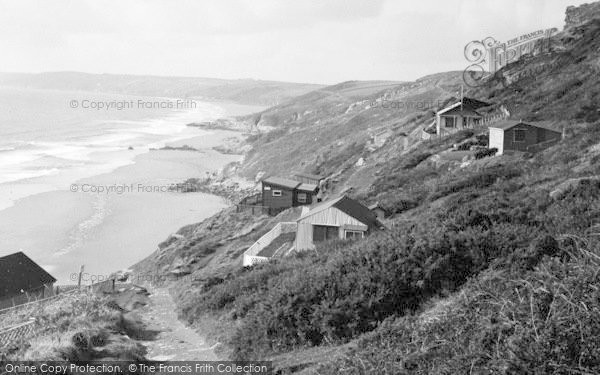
295, 196, 381, 251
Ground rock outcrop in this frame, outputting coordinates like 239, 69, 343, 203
565, 1, 600, 29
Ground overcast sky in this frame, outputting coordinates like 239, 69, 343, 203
0, 0, 591, 84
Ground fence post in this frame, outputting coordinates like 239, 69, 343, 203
77, 265, 85, 290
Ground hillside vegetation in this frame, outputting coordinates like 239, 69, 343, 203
135, 4, 600, 373
1, 291, 151, 361
238, 75, 465, 185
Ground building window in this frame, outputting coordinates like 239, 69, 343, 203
345, 230, 364, 240
514, 129, 526, 142
297, 192, 307, 203
445, 117, 455, 128
462, 117, 469, 127
313, 225, 338, 242
272, 190, 282, 197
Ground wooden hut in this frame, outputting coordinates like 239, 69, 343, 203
295, 196, 381, 250
436, 97, 491, 136
0, 252, 56, 309
261, 176, 318, 213
489, 120, 562, 154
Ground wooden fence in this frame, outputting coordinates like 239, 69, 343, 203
0, 288, 77, 316
0, 319, 36, 348
0, 278, 117, 349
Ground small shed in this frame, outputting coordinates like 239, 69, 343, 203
489, 120, 562, 155
261, 176, 318, 213
295, 196, 381, 251
0, 252, 56, 309
297, 183, 319, 205
368, 202, 389, 220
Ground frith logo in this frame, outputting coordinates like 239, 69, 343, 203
463, 28, 558, 87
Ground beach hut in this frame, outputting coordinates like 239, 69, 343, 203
488, 120, 563, 155
436, 97, 491, 137
295, 196, 381, 251
0, 252, 56, 309
261, 176, 318, 213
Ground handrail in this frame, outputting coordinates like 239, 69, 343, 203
243, 222, 297, 266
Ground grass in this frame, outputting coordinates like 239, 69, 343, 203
134, 16, 600, 371
1, 291, 150, 361
317, 236, 600, 374
169, 119, 600, 365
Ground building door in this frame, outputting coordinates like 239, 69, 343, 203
313, 225, 338, 242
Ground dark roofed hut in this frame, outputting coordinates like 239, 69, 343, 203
436, 97, 492, 137
489, 120, 563, 154
0, 252, 56, 309
261, 176, 318, 214
295, 195, 382, 250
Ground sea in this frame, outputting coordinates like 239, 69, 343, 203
0, 86, 253, 282
0, 86, 225, 210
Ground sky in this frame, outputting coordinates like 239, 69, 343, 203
0, 0, 592, 84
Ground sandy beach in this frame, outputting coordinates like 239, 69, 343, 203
0, 103, 262, 284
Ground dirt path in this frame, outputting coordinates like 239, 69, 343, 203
139, 288, 219, 361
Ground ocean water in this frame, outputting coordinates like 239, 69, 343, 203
0, 86, 225, 209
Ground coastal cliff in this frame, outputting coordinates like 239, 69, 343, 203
129, 2, 600, 372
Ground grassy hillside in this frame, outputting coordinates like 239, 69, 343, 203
469, 19, 600, 124
133, 4, 600, 373
175, 121, 600, 369
1, 290, 151, 361
0, 72, 323, 106
238, 75, 465, 183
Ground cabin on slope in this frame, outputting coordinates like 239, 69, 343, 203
295, 196, 382, 251
261, 176, 318, 214
436, 97, 492, 137
489, 120, 563, 155
0, 252, 56, 309
243, 196, 382, 266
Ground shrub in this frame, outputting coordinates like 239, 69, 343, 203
317, 242, 600, 375
402, 152, 432, 170
222, 225, 525, 359
475, 147, 497, 159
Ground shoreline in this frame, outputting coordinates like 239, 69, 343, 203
0, 101, 263, 284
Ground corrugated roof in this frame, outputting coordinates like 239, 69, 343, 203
299, 195, 380, 229
0, 252, 56, 299
297, 183, 318, 192
262, 176, 301, 189
437, 97, 491, 116
489, 120, 562, 133
437, 102, 462, 115
439, 107, 482, 117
